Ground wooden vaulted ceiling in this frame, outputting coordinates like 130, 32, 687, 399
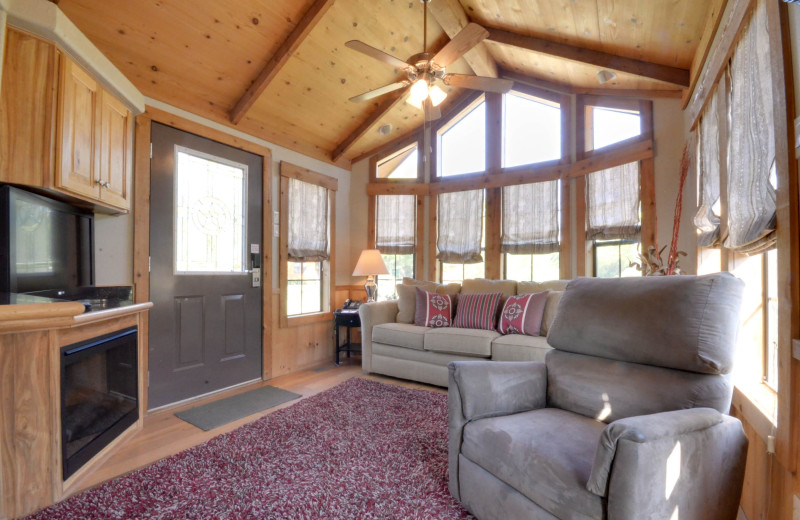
56, 0, 721, 168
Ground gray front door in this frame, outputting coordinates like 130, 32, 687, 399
148, 122, 262, 409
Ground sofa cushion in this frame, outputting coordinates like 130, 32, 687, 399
541, 291, 563, 336
462, 278, 517, 298
414, 288, 456, 328
546, 350, 734, 422
453, 292, 503, 330
517, 280, 570, 294
491, 334, 552, 362
547, 274, 744, 375
396, 279, 461, 324
424, 328, 499, 357
372, 323, 428, 351
497, 291, 548, 336
462, 408, 605, 520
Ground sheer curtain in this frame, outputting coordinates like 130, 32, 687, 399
437, 189, 484, 263
501, 181, 559, 254
725, 0, 776, 253
694, 85, 724, 247
586, 162, 641, 240
287, 178, 329, 261
376, 194, 415, 254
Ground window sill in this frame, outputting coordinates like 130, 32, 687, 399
283, 311, 332, 328
731, 381, 777, 443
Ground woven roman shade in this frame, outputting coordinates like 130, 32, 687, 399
376, 194, 415, 255
437, 189, 484, 264
501, 181, 559, 254
724, 1, 776, 253
287, 178, 329, 261
586, 162, 641, 240
694, 85, 724, 247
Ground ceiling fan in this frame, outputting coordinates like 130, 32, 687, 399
345, 0, 513, 120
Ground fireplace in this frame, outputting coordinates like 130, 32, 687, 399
61, 326, 139, 480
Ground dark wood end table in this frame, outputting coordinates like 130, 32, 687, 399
334, 309, 361, 365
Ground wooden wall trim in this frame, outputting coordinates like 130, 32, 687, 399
684, 0, 729, 109
279, 160, 338, 191
686, 0, 754, 127
139, 106, 274, 382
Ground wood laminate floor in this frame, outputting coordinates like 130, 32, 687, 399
67, 359, 443, 497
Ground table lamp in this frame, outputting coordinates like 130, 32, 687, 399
352, 249, 390, 303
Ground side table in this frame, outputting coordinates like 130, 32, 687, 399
334, 309, 361, 365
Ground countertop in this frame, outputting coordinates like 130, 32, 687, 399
0, 293, 152, 333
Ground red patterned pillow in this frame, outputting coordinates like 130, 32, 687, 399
452, 292, 503, 330
497, 291, 549, 336
414, 287, 455, 328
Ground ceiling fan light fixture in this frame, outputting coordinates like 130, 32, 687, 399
409, 78, 429, 105
428, 84, 447, 106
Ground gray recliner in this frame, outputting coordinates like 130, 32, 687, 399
448, 273, 748, 520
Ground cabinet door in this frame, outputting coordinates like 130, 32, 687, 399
57, 58, 99, 199
97, 90, 131, 210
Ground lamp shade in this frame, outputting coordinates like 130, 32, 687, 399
352, 249, 390, 276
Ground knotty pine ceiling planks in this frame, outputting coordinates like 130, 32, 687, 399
57, 0, 712, 166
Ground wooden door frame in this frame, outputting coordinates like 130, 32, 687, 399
133, 106, 273, 413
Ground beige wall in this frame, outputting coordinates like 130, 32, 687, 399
653, 98, 696, 275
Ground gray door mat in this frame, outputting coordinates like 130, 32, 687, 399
175, 385, 302, 431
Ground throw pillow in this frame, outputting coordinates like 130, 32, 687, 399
498, 291, 549, 336
396, 279, 461, 324
414, 287, 455, 328
452, 292, 503, 330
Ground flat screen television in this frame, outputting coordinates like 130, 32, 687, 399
0, 185, 94, 294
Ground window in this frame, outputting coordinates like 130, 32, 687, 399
286, 261, 322, 315
279, 162, 337, 325
586, 162, 641, 278
438, 190, 485, 283
376, 142, 419, 180
174, 147, 247, 274
437, 97, 486, 177
591, 106, 641, 150
503, 92, 561, 167
374, 194, 416, 300
501, 180, 560, 282
593, 240, 639, 278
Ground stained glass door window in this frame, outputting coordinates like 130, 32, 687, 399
174, 146, 247, 274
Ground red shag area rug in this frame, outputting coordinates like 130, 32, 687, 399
29, 378, 472, 519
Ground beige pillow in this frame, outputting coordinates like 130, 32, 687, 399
461, 278, 517, 298
396, 278, 461, 324
518, 280, 571, 294
541, 291, 564, 336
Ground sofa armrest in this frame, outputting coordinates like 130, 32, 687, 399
588, 408, 748, 520
357, 301, 398, 373
448, 361, 547, 500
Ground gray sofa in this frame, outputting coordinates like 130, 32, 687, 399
358, 279, 569, 387
449, 273, 748, 520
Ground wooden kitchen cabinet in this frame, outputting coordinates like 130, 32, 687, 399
0, 28, 133, 213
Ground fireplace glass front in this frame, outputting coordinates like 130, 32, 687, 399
61, 326, 138, 480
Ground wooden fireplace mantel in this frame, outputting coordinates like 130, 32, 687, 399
0, 302, 152, 519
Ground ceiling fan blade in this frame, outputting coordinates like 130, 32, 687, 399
444, 74, 513, 94
424, 99, 441, 122
432, 23, 489, 68
345, 40, 412, 71
349, 81, 410, 103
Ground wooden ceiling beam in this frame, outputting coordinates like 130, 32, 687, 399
486, 27, 690, 88
426, 0, 498, 78
229, 0, 336, 125
331, 92, 407, 163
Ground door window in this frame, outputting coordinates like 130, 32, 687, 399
174, 146, 247, 274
